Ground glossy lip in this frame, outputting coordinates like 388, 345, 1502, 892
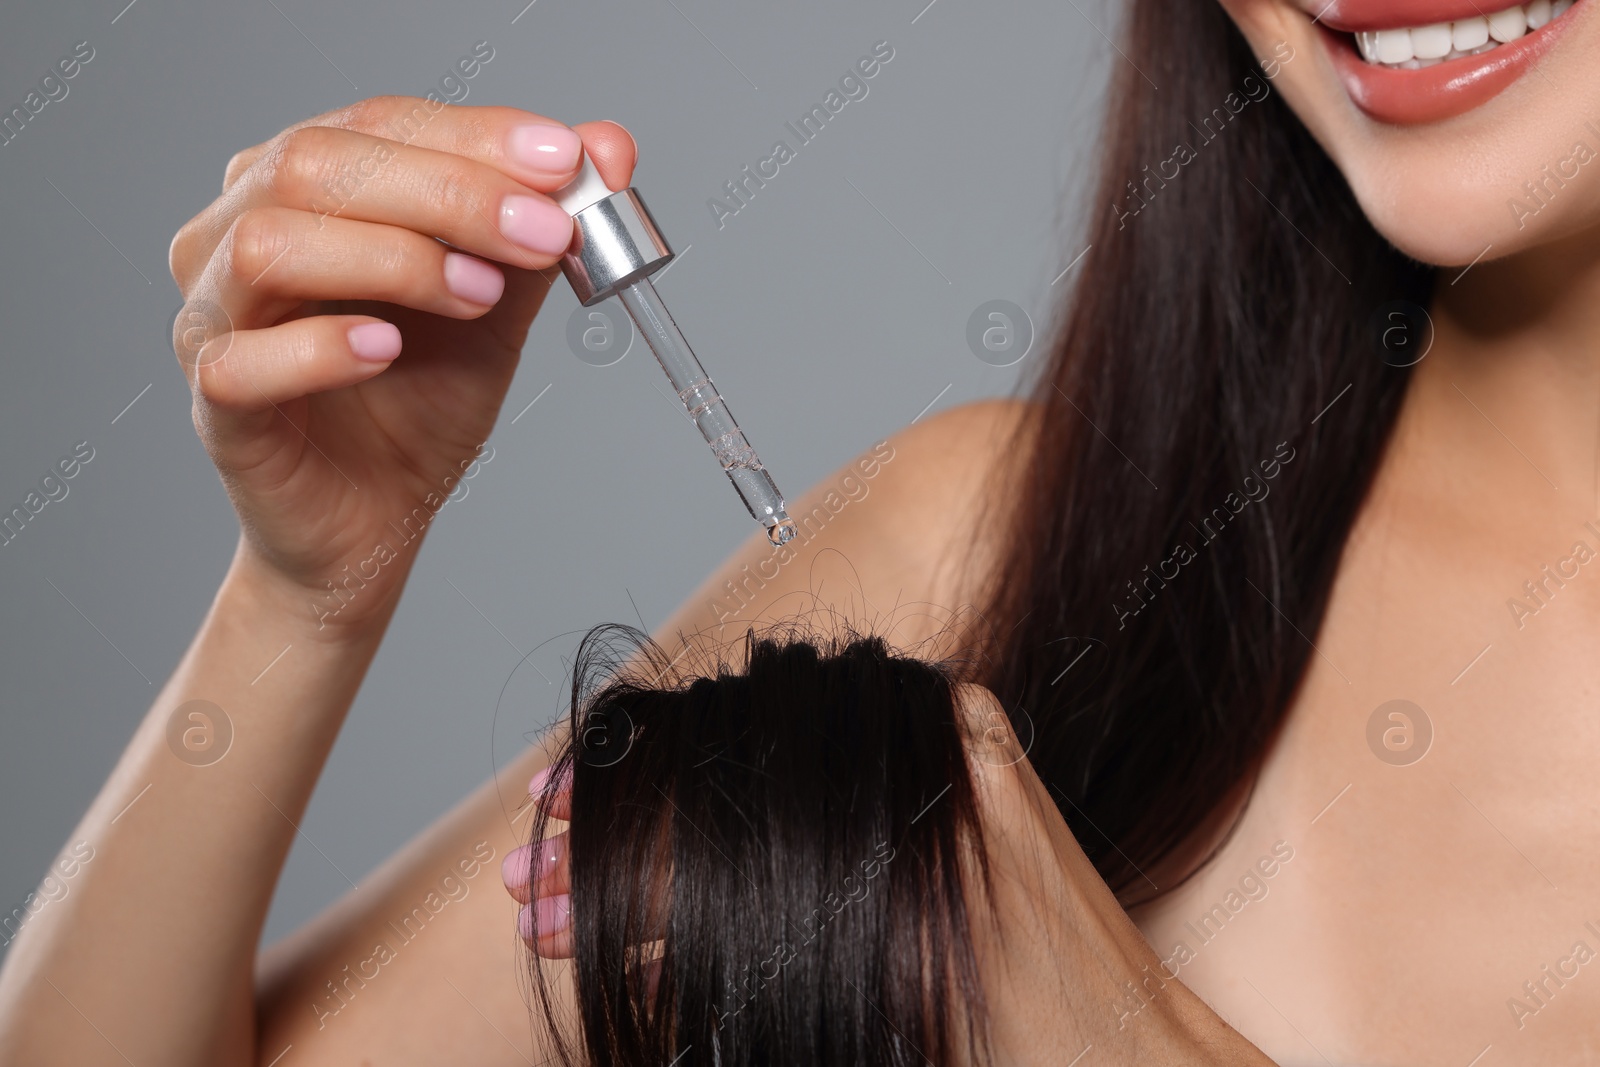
1317, 3, 1584, 124
1317, 0, 1555, 32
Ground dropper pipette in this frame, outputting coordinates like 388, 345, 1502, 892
551, 152, 797, 547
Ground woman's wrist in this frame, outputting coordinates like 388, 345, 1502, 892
222, 535, 409, 649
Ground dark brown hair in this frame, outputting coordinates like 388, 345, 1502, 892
977, 1, 1435, 897
529, 623, 994, 1067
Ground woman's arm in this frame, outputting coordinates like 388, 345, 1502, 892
0, 548, 401, 1065
0, 97, 637, 1066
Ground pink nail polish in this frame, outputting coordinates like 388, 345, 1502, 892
517, 902, 534, 942
534, 836, 565, 882
529, 763, 570, 798
534, 893, 572, 937
500, 195, 574, 257
442, 251, 505, 306
508, 122, 582, 175
348, 322, 401, 362
502, 844, 533, 890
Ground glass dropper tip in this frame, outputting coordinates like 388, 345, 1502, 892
767, 516, 797, 547
615, 276, 796, 550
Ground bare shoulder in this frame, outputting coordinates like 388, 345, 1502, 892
799, 396, 1035, 564
657, 396, 1040, 654
860, 396, 1036, 522
885, 394, 1037, 480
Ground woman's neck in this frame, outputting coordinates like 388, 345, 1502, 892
1404, 223, 1600, 527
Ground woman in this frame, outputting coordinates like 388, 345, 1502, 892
0, 0, 1593, 1059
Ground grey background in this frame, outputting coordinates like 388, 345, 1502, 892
0, 0, 1111, 947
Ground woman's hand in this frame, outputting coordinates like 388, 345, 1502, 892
168, 97, 636, 630
957, 687, 1277, 1065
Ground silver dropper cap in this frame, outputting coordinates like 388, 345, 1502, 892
553, 156, 674, 306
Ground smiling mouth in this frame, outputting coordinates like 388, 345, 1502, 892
1348, 0, 1580, 68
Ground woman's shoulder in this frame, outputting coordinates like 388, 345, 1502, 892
856, 396, 1039, 523
857, 394, 1040, 578
883, 395, 1040, 472
659, 397, 1040, 654
783, 394, 1037, 574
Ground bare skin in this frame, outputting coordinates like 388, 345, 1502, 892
1128, 246, 1600, 1066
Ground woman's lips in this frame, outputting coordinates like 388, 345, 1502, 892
1317, 0, 1547, 31
1318, 8, 1580, 124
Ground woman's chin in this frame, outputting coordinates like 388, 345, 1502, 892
1360, 206, 1519, 270
1348, 174, 1600, 270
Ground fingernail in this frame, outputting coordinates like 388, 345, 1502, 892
533, 835, 566, 885
517, 902, 534, 942
348, 322, 401, 362
508, 122, 582, 175
529, 763, 570, 798
502, 843, 533, 891
535, 893, 572, 937
500, 195, 573, 256
442, 251, 505, 306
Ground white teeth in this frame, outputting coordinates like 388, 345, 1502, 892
1488, 5, 1530, 38
1411, 22, 1455, 57
1354, 0, 1578, 68
1453, 16, 1491, 49
1375, 27, 1416, 62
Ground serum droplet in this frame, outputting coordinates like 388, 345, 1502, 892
767, 517, 797, 547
